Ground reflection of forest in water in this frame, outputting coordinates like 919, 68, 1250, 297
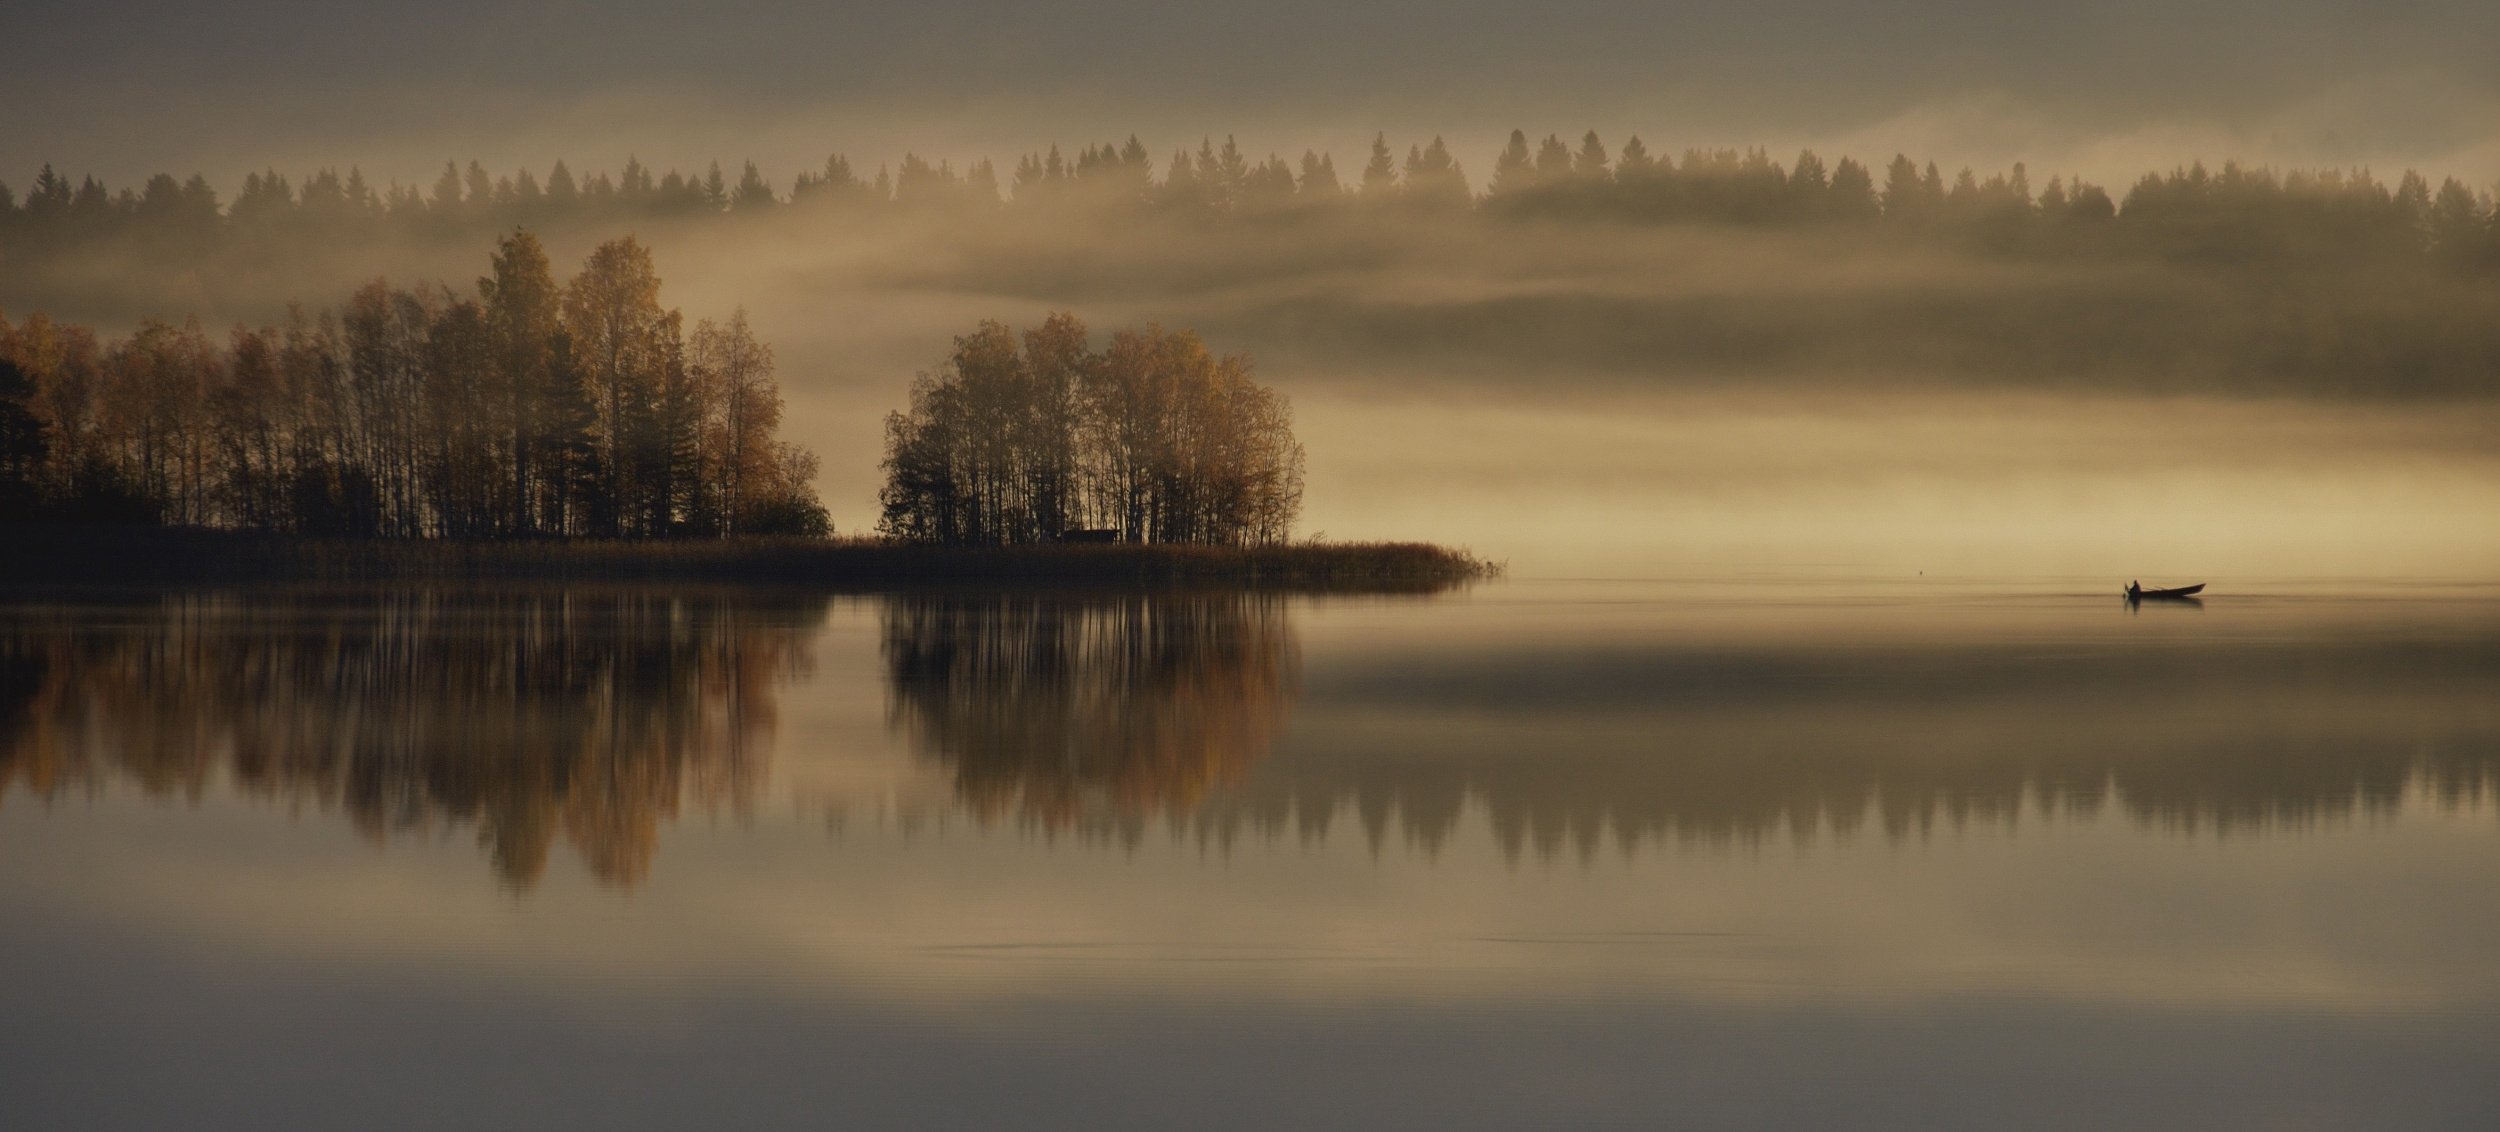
0, 591, 825, 888
882, 592, 1298, 831
6, 590, 2497, 879
880, 597, 2500, 857
1200, 630, 2500, 860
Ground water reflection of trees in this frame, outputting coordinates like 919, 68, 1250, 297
12, 590, 2492, 873
881, 598, 2498, 858
1201, 634, 2500, 862
0, 590, 824, 888
882, 592, 1297, 831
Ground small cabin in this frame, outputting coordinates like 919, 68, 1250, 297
1057, 528, 1120, 543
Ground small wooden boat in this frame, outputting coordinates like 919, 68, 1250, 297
2125, 582, 2205, 600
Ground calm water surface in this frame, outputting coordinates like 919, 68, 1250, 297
3, 579, 2498, 1130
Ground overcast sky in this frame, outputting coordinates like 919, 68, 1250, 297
6, 0, 2497, 193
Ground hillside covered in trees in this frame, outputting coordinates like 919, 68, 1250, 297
0, 232, 826, 536
6, 133, 2496, 267
4, 130, 2497, 400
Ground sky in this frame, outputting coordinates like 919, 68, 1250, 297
6, 0, 2498, 193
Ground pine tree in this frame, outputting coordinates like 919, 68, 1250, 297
701, 162, 730, 212
27, 164, 72, 219
1296, 151, 1341, 197
546, 161, 580, 212
1881, 155, 1924, 221
1616, 136, 1654, 177
1489, 130, 1536, 198
1573, 131, 1610, 178
1535, 135, 1572, 181
1829, 157, 1878, 221
732, 161, 775, 211
1361, 134, 1397, 196
1403, 137, 1470, 210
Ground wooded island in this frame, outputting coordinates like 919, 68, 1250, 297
0, 231, 1490, 588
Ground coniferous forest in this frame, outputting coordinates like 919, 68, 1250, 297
5, 130, 2497, 401
0, 232, 827, 536
7, 133, 2496, 265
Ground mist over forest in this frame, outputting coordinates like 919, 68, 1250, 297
6, 131, 2499, 398
5, 130, 2498, 573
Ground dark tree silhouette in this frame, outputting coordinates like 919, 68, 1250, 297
0, 358, 47, 519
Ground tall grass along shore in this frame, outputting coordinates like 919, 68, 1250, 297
0, 526, 1499, 592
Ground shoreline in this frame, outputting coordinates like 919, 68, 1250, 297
0, 526, 1499, 593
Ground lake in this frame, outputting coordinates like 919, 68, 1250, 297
4, 579, 2497, 1130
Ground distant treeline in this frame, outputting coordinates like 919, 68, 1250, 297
6, 131, 2498, 268
880, 316, 1304, 546
0, 232, 826, 536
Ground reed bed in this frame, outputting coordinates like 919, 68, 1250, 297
0, 526, 1499, 593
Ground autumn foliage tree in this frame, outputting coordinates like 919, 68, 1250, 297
880, 315, 1303, 546
0, 231, 827, 538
